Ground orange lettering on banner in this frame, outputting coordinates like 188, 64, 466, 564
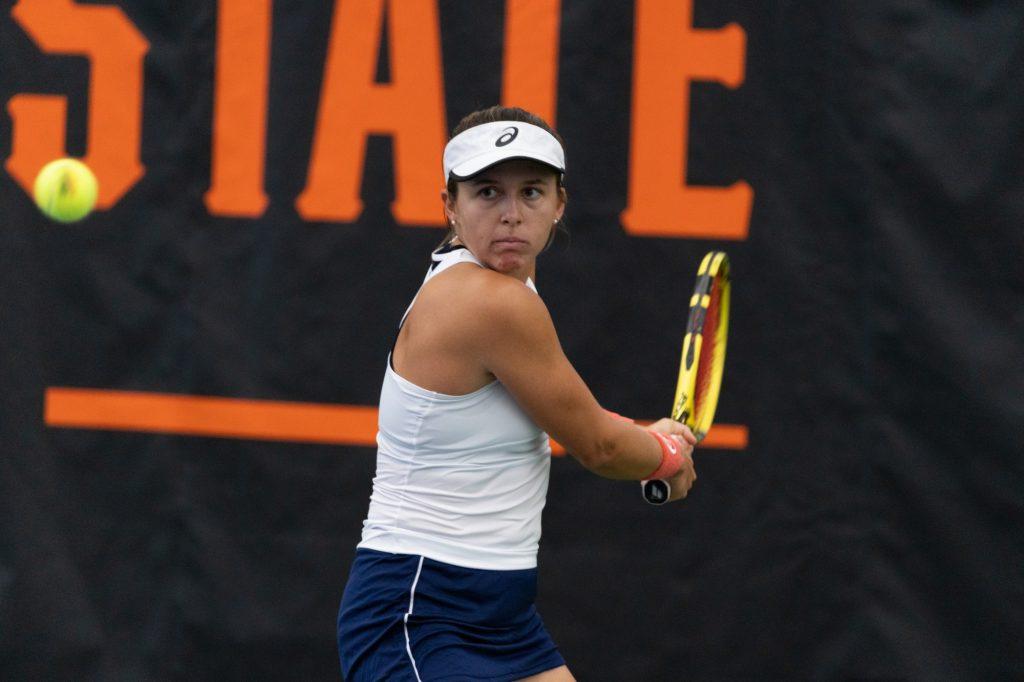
621, 0, 751, 240
5, 0, 148, 208
502, 0, 561, 125
297, 0, 447, 225
204, 0, 272, 217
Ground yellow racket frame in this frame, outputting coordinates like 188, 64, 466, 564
670, 251, 731, 441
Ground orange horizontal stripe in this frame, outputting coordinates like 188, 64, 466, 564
695, 423, 748, 449
44, 387, 748, 451
44, 387, 380, 445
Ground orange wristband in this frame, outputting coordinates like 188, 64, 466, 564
645, 431, 684, 480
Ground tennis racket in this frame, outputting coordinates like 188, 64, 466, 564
642, 251, 731, 505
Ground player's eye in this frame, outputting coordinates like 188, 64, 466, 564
477, 186, 498, 199
522, 187, 542, 199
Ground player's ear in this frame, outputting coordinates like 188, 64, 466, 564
441, 189, 456, 224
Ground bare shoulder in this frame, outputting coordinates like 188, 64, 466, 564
410, 264, 555, 370
393, 262, 556, 393
422, 263, 548, 326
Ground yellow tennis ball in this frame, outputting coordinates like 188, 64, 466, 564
33, 158, 99, 223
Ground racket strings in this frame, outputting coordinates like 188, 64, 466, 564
693, 278, 722, 419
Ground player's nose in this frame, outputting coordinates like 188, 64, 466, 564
500, 197, 523, 225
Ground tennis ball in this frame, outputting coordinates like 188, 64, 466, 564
33, 158, 99, 223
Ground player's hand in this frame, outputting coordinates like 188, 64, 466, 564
664, 453, 696, 500
644, 419, 697, 501
644, 418, 697, 445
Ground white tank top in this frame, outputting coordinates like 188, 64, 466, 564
358, 246, 552, 570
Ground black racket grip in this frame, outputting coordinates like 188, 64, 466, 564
641, 479, 671, 505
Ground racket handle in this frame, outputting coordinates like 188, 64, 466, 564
641, 479, 671, 505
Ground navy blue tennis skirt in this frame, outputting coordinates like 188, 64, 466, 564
338, 548, 564, 681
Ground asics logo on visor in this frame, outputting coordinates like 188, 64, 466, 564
495, 127, 518, 147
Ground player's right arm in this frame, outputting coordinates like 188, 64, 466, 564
463, 272, 695, 489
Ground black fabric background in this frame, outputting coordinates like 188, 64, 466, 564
1, 1, 1022, 679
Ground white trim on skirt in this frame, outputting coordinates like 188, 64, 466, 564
403, 556, 426, 681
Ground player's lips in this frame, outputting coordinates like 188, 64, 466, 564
492, 240, 529, 253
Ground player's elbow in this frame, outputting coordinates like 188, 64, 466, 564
573, 436, 623, 477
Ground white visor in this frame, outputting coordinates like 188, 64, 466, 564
443, 120, 565, 182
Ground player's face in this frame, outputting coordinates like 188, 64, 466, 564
444, 159, 565, 282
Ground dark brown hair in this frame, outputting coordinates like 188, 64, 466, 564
440, 106, 567, 249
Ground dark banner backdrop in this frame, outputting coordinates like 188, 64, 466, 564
2, 1, 1022, 679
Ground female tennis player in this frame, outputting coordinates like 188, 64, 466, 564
337, 106, 697, 681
